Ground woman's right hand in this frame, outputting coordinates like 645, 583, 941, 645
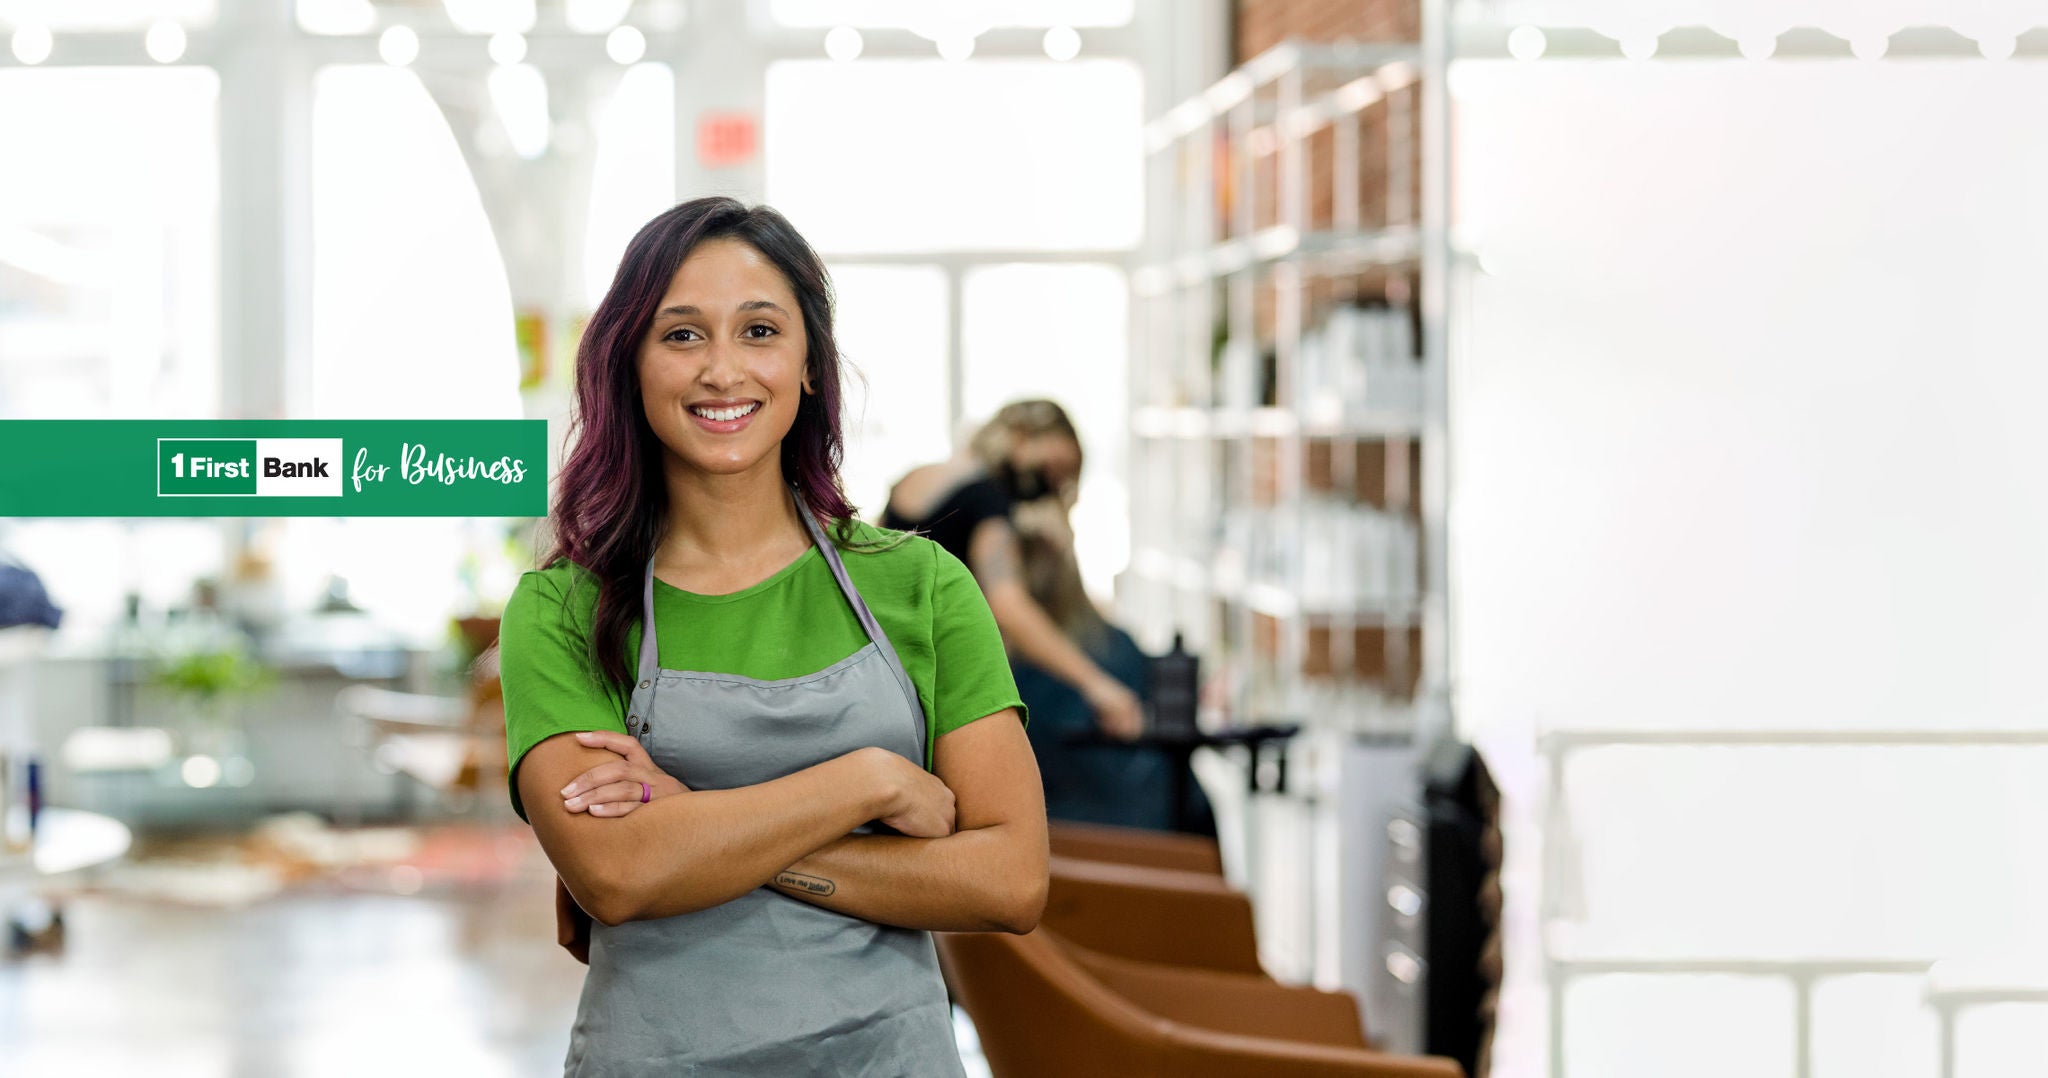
857, 747, 957, 838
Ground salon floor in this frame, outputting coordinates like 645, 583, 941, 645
0, 822, 994, 1077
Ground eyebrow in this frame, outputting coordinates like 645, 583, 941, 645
655, 300, 791, 320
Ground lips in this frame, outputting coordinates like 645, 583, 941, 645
685, 399, 761, 434
689, 401, 759, 422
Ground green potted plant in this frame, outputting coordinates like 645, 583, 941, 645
150, 635, 277, 782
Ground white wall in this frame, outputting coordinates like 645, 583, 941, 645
1452, 58, 2048, 1076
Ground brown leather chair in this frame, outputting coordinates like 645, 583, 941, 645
938, 927, 1465, 1078
1049, 820, 1225, 876
1043, 855, 1263, 975
1062, 937, 1372, 1049
1044, 856, 1414, 1048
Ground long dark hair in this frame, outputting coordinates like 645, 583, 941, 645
541, 197, 858, 687
971, 400, 1105, 648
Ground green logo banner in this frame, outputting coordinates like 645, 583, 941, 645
0, 420, 548, 517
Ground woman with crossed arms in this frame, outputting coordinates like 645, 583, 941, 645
499, 195, 1048, 1076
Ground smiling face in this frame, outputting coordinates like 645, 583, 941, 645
637, 236, 811, 483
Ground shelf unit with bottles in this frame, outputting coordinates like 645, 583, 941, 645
1124, 36, 1449, 743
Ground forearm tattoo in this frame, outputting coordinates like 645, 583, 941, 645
775, 870, 837, 897
974, 524, 1022, 587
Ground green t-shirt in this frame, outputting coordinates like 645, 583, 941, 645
499, 520, 1027, 822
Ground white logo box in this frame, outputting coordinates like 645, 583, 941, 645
157, 438, 344, 497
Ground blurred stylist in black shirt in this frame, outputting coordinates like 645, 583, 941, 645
884, 400, 1213, 832
880, 400, 1143, 742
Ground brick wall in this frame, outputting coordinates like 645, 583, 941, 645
1256, 98, 1414, 234
1235, 0, 1420, 62
1229, 0, 1424, 329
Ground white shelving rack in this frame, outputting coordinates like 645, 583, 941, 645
1124, 32, 1451, 740
1120, 3, 1456, 1034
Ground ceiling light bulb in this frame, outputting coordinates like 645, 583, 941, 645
824, 24, 862, 62
379, 25, 420, 66
488, 31, 526, 65
145, 20, 186, 63
937, 34, 975, 62
1043, 25, 1080, 61
606, 25, 646, 64
11, 24, 53, 65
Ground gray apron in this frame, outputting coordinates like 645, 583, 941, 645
562, 497, 968, 1078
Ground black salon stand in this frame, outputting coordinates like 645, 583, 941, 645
1062, 722, 1301, 834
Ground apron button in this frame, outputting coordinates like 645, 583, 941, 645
639, 680, 650, 689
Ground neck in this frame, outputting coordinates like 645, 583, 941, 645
658, 456, 809, 567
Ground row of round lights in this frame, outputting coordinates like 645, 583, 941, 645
7, 21, 1086, 68
822, 24, 1084, 63
11, 20, 191, 64
370, 24, 648, 67
1503, 25, 2025, 62
4, 20, 650, 67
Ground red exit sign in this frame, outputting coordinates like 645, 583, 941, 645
696, 112, 757, 168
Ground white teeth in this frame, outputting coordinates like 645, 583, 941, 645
690, 402, 759, 422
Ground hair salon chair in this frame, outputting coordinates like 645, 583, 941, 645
937, 927, 1464, 1078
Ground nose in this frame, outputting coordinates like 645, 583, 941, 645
696, 340, 746, 391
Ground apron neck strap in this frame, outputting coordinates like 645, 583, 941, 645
635, 484, 932, 762
800, 496, 930, 741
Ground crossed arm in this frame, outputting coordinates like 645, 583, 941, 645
517, 708, 1048, 936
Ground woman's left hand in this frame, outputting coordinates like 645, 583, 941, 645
559, 729, 689, 817
1081, 677, 1145, 741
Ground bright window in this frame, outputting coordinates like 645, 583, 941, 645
962, 262, 1128, 598
0, 67, 220, 639
298, 63, 522, 641
0, 68, 218, 421
310, 64, 520, 422
583, 63, 677, 308
827, 264, 952, 521
764, 59, 1142, 253
1454, 58, 2048, 1074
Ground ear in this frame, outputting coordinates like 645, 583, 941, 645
801, 367, 815, 395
